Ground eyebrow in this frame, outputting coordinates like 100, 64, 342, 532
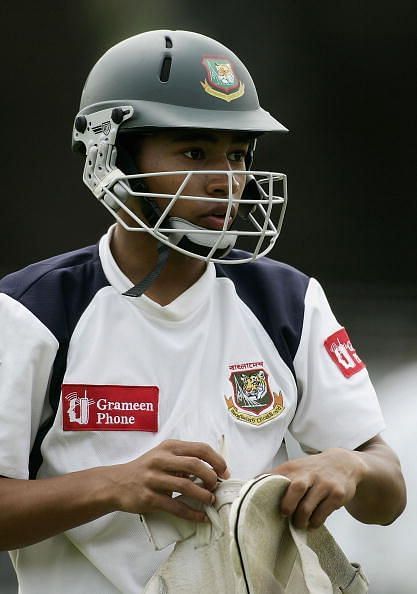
170, 132, 252, 145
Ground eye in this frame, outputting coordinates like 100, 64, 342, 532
228, 150, 247, 163
184, 148, 205, 160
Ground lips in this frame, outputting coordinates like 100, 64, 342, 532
199, 214, 234, 230
199, 204, 237, 230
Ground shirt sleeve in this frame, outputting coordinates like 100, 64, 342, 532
290, 278, 385, 452
0, 294, 58, 479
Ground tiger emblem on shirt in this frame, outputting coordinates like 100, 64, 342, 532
225, 363, 285, 425
238, 370, 269, 407
230, 367, 273, 413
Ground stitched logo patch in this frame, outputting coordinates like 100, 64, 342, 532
324, 328, 366, 378
224, 362, 285, 426
200, 56, 245, 102
62, 384, 159, 431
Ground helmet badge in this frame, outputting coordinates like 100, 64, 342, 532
201, 56, 245, 102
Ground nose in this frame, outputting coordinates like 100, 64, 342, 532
205, 170, 241, 197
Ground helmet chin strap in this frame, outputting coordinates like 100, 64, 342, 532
122, 216, 235, 298
120, 184, 173, 298
122, 241, 170, 298
112, 143, 172, 298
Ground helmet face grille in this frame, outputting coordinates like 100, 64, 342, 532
79, 123, 288, 264
97, 169, 287, 264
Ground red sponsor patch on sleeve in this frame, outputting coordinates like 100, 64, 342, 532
62, 384, 159, 431
324, 328, 366, 378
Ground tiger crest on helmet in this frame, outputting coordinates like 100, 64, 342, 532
200, 56, 245, 102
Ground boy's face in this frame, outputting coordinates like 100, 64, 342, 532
133, 130, 251, 230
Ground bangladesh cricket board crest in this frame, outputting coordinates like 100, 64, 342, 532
201, 56, 245, 102
224, 364, 285, 426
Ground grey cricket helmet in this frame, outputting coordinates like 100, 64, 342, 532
73, 29, 287, 145
71, 30, 289, 297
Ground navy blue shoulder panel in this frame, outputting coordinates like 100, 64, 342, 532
0, 244, 109, 340
215, 250, 310, 378
0, 243, 109, 478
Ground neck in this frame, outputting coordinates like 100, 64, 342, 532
110, 224, 207, 305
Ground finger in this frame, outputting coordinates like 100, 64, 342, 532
279, 478, 312, 519
153, 493, 209, 523
168, 440, 230, 479
308, 487, 346, 529
291, 486, 330, 530
157, 475, 216, 507
164, 455, 219, 491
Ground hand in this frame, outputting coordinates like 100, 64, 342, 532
106, 439, 230, 523
272, 448, 365, 530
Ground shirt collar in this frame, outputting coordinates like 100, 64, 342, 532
99, 225, 215, 321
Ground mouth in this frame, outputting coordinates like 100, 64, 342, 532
199, 213, 234, 231
198, 205, 237, 231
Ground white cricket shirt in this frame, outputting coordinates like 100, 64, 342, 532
0, 226, 385, 593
